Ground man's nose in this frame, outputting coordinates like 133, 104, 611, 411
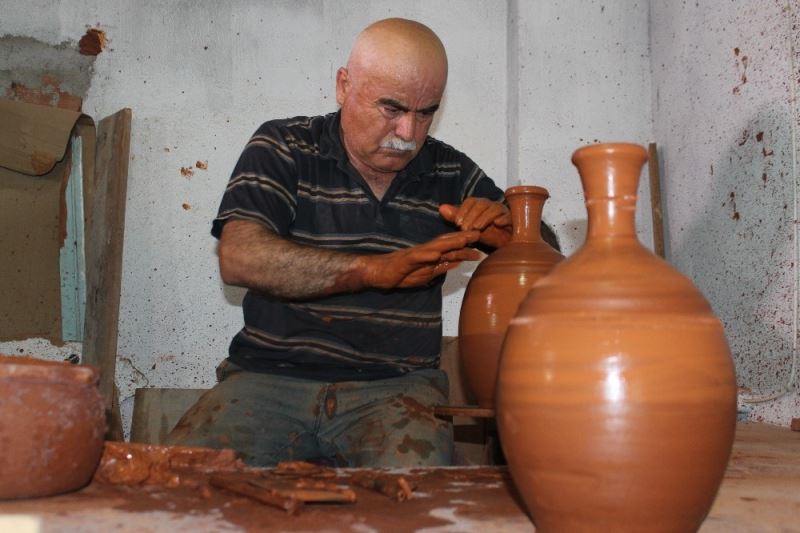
394, 112, 416, 141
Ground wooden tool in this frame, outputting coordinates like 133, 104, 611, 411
648, 142, 666, 258
210, 473, 357, 515
348, 472, 415, 502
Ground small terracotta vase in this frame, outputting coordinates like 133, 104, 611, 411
496, 144, 737, 532
0, 356, 106, 499
459, 185, 563, 408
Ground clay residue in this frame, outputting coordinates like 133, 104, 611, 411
400, 396, 446, 429
396, 434, 435, 459
728, 191, 740, 221
732, 48, 749, 95
79, 28, 107, 56
1, 460, 529, 532
57, 155, 72, 246
94, 441, 244, 488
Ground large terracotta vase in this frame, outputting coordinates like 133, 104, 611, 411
0, 356, 106, 499
496, 144, 737, 532
459, 185, 563, 408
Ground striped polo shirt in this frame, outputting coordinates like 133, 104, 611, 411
212, 111, 503, 382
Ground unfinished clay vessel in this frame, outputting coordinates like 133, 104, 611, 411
496, 144, 737, 532
459, 185, 563, 408
0, 355, 105, 499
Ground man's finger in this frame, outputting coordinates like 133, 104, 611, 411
472, 204, 508, 230
493, 212, 512, 227
438, 204, 458, 223
454, 197, 481, 227
441, 248, 482, 262
428, 230, 480, 250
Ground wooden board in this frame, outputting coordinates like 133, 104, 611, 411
0, 161, 67, 341
130, 387, 208, 444
81, 108, 132, 440
648, 142, 666, 258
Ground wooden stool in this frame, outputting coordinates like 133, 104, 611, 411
434, 405, 503, 465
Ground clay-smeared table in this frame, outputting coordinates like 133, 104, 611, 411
0, 422, 796, 532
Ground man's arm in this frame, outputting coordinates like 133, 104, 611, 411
218, 219, 482, 299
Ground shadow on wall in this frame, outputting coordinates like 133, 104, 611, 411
668, 103, 795, 397
223, 284, 247, 307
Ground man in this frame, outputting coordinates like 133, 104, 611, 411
167, 18, 515, 467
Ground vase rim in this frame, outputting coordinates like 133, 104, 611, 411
505, 185, 550, 198
0, 355, 99, 385
571, 142, 648, 164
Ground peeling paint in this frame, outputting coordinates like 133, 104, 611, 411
0, 35, 94, 111
6, 78, 83, 111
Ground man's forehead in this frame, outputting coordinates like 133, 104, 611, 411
357, 67, 444, 100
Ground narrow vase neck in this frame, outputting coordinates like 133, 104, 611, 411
572, 144, 648, 240
506, 185, 549, 243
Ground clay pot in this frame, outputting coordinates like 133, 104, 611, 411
0, 356, 106, 499
459, 186, 563, 408
496, 144, 737, 532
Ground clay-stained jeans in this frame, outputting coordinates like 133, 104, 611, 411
165, 363, 453, 468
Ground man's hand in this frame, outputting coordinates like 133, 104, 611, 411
439, 198, 512, 249
357, 230, 482, 289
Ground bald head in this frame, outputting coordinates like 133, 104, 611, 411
346, 18, 448, 91
335, 18, 449, 184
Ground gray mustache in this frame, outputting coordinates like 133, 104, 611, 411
381, 138, 417, 151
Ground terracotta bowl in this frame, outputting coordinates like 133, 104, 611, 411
0, 355, 106, 499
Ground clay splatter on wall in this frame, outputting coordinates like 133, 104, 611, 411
79, 28, 107, 56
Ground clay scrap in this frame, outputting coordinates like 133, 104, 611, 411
210, 472, 356, 515
93, 443, 416, 516
93, 441, 244, 488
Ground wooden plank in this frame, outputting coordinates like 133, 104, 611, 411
130, 388, 208, 444
82, 108, 132, 440
648, 142, 666, 258
438, 336, 475, 406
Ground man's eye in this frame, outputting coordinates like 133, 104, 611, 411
383, 106, 402, 116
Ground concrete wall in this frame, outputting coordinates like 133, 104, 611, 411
650, 0, 799, 425
513, 0, 654, 254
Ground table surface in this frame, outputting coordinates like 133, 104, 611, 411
0, 422, 797, 532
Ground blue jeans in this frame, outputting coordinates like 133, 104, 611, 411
165, 362, 453, 467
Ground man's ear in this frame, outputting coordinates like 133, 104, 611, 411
335, 67, 349, 106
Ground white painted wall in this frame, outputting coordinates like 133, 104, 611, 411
513, 0, 654, 253
650, 0, 799, 425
